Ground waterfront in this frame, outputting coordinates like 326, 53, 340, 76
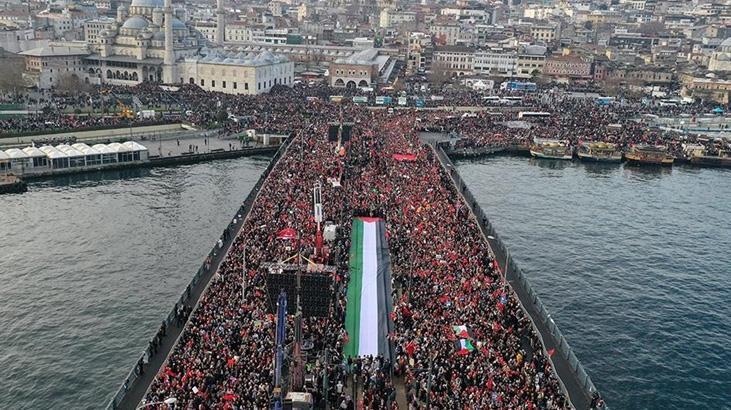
0, 156, 269, 409
455, 156, 731, 409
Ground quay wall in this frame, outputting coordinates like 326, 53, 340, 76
429, 139, 601, 410
106, 135, 294, 410
0, 123, 184, 146
447, 144, 531, 159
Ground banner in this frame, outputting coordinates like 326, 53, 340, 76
393, 153, 417, 162
343, 218, 394, 361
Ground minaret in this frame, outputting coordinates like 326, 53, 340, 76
163, 0, 175, 83
216, 0, 225, 45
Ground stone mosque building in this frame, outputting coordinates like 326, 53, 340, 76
21, 0, 293, 94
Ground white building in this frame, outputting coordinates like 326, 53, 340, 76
20, 42, 91, 89
83, 17, 117, 43
709, 37, 731, 72
226, 22, 251, 42
379, 8, 416, 28
440, 7, 491, 24
20, 0, 292, 94
180, 49, 293, 95
473, 48, 518, 77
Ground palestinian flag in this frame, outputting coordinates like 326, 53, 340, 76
456, 339, 475, 355
343, 217, 394, 361
453, 325, 472, 339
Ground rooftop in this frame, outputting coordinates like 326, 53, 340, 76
186, 49, 289, 67
334, 48, 379, 65
20, 44, 89, 57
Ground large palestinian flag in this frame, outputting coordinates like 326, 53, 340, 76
343, 217, 394, 361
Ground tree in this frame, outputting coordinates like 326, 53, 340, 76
216, 109, 229, 123
0, 54, 26, 94
56, 74, 90, 95
428, 61, 451, 89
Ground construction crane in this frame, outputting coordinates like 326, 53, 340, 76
100, 88, 135, 119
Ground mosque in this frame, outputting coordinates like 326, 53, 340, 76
21, 0, 293, 95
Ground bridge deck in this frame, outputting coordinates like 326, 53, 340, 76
421, 132, 597, 410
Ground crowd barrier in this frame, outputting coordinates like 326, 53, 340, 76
105, 133, 294, 409
432, 140, 603, 410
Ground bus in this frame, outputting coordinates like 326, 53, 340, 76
482, 96, 502, 104
518, 111, 551, 119
500, 81, 537, 92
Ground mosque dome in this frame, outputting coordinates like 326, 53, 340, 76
130, 0, 164, 7
171, 17, 187, 30
122, 16, 150, 30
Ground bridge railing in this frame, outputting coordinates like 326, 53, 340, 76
432, 141, 601, 409
106, 134, 293, 410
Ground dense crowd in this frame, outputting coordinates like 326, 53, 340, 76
139, 91, 570, 409
441, 96, 729, 159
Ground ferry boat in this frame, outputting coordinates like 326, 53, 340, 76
688, 147, 731, 168
577, 141, 622, 163
624, 144, 674, 166
530, 138, 573, 160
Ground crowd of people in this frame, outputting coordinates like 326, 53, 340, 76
438, 96, 728, 159
133, 86, 573, 409
10, 81, 719, 407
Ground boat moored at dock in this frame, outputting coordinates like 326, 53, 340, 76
683, 143, 731, 167
624, 144, 674, 166
577, 141, 622, 163
530, 138, 573, 160
0, 174, 27, 194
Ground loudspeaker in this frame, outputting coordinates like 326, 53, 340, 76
341, 123, 353, 142
327, 123, 340, 142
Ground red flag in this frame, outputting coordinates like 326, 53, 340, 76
406, 341, 416, 357
392, 153, 418, 162
276, 227, 297, 240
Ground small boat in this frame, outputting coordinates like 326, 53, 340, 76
0, 174, 28, 194
577, 141, 622, 163
624, 144, 674, 166
530, 138, 573, 160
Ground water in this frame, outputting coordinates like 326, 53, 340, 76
0, 157, 269, 409
455, 157, 731, 409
